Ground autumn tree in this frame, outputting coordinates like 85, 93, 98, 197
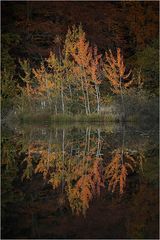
33, 62, 55, 111
104, 48, 132, 118
68, 28, 93, 114
65, 25, 103, 114
89, 46, 102, 113
63, 26, 83, 113
46, 51, 67, 114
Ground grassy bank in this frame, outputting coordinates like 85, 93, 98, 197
13, 112, 139, 124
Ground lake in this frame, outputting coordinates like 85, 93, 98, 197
1, 122, 159, 239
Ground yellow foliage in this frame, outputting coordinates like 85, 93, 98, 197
32, 64, 55, 97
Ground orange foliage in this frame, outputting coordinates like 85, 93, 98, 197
67, 153, 104, 216
32, 64, 55, 97
92, 157, 104, 195
71, 32, 92, 69
105, 148, 136, 194
34, 150, 56, 179
89, 46, 102, 85
68, 173, 96, 216
104, 48, 132, 94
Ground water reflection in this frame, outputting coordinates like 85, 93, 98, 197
15, 125, 145, 215
105, 147, 145, 194
2, 123, 158, 238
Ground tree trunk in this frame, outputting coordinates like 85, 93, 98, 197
86, 87, 91, 114
81, 77, 88, 115
120, 77, 125, 121
61, 84, 65, 114
54, 102, 57, 115
96, 128, 101, 157
47, 130, 52, 171
95, 84, 100, 114
62, 129, 65, 192
26, 83, 32, 111
45, 78, 52, 112
83, 68, 91, 114
121, 123, 125, 164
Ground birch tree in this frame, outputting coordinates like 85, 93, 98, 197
32, 63, 55, 111
104, 48, 132, 119
89, 46, 102, 113
71, 31, 92, 114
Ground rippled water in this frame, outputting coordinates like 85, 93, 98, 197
2, 122, 159, 239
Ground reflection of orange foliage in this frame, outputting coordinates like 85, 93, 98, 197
21, 144, 37, 180
68, 174, 95, 216
49, 176, 61, 189
105, 149, 136, 194
67, 155, 103, 216
104, 48, 132, 94
35, 150, 56, 179
21, 131, 146, 216
21, 132, 105, 216
92, 157, 104, 195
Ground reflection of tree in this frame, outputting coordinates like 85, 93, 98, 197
105, 148, 145, 194
68, 175, 94, 216
22, 127, 104, 215
21, 126, 146, 215
22, 144, 34, 180
104, 123, 145, 195
67, 155, 104, 215
105, 148, 135, 194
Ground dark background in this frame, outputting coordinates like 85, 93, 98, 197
2, 1, 159, 60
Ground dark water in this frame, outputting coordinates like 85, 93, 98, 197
2, 122, 159, 239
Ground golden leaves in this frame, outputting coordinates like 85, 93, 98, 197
66, 152, 104, 216
32, 64, 55, 97
49, 177, 61, 189
92, 157, 104, 195
20, 127, 146, 216
105, 148, 144, 194
104, 48, 132, 94
64, 25, 82, 59
71, 33, 92, 69
90, 46, 102, 85
18, 26, 138, 115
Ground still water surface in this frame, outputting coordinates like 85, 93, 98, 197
2, 122, 159, 239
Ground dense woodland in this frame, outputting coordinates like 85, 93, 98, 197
1, 1, 159, 121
